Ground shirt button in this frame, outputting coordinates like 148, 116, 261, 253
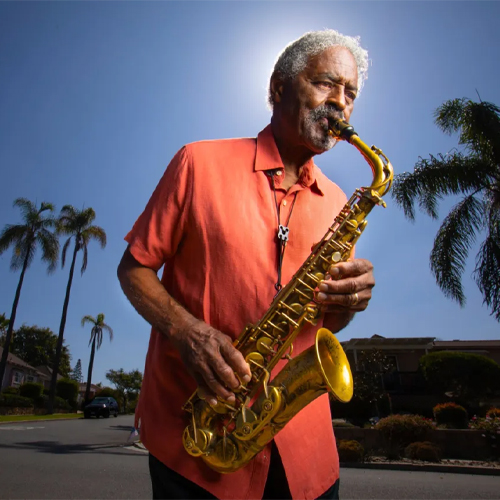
283, 200, 287, 206
276, 171, 282, 176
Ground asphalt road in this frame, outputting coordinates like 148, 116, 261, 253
0, 416, 498, 499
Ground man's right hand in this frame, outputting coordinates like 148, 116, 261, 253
170, 319, 252, 406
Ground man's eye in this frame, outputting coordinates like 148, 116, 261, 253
315, 81, 332, 89
346, 91, 357, 101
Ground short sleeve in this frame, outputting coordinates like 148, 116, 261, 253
124, 146, 192, 271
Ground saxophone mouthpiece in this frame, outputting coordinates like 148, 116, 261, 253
327, 119, 357, 141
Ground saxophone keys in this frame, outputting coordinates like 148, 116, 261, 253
246, 352, 265, 371
331, 252, 342, 263
256, 337, 275, 355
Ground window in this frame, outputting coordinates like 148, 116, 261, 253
12, 371, 24, 387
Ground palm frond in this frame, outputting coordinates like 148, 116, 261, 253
37, 228, 59, 274
10, 237, 36, 271
434, 98, 469, 135
392, 153, 493, 220
61, 237, 72, 268
435, 99, 500, 162
81, 315, 96, 327
81, 244, 88, 275
474, 213, 500, 320
102, 324, 113, 342
13, 198, 37, 220
95, 328, 103, 349
84, 226, 107, 248
0, 225, 29, 254
39, 202, 56, 214
430, 194, 485, 305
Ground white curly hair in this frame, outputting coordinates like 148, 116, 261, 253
268, 29, 369, 108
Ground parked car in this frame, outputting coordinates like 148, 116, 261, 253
84, 397, 119, 418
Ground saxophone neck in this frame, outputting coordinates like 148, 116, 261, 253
328, 119, 394, 197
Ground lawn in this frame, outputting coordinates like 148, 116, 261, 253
0, 413, 82, 423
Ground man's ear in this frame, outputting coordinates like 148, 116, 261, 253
270, 76, 284, 104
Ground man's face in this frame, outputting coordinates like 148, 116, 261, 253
272, 46, 359, 154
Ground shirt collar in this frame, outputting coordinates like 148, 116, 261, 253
254, 124, 325, 195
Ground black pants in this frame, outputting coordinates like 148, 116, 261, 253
149, 443, 340, 500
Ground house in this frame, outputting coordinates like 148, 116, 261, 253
341, 334, 500, 394
77, 382, 100, 403
0, 347, 50, 390
35, 365, 64, 390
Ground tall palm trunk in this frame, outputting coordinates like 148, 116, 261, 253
48, 243, 78, 413
85, 336, 96, 404
0, 251, 31, 389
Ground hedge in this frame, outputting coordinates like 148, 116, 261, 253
0, 394, 34, 408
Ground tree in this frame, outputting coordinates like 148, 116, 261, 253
81, 314, 113, 404
352, 349, 395, 418
70, 359, 83, 383
391, 98, 500, 320
0, 314, 9, 336
48, 206, 106, 413
419, 351, 500, 402
0, 324, 71, 377
0, 199, 59, 388
106, 368, 142, 412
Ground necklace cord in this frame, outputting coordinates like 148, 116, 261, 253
270, 173, 298, 292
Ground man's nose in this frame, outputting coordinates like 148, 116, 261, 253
325, 85, 346, 112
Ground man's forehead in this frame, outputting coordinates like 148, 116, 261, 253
302, 46, 358, 80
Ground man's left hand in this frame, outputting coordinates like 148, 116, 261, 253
315, 258, 374, 312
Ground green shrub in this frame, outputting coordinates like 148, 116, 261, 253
19, 382, 44, 400
433, 402, 468, 429
56, 378, 79, 403
332, 419, 356, 428
405, 441, 441, 462
2, 386, 19, 395
486, 407, 500, 419
54, 396, 71, 411
34, 395, 48, 409
34, 395, 73, 412
95, 387, 120, 399
375, 414, 434, 458
337, 440, 364, 463
0, 394, 34, 408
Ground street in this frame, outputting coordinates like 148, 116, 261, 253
0, 416, 499, 499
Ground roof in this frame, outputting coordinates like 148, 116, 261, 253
0, 346, 46, 376
342, 335, 435, 350
36, 365, 63, 380
433, 340, 500, 348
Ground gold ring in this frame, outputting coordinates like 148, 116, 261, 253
352, 292, 359, 306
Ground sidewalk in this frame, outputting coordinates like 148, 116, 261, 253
341, 458, 500, 476
129, 440, 500, 475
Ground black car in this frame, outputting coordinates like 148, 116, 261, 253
84, 397, 119, 418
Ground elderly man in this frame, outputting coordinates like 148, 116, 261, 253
118, 29, 373, 500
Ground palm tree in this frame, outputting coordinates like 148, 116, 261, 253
391, 98, 500, 320
48, 206, 106, 413
0, 199, 59, 388
81, 313, 113, 404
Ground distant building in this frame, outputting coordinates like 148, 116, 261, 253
0, 347, 50, 390
77, 382, 100, 403
341, 334, 500, 394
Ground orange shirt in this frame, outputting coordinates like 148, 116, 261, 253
125, 125, 348, 500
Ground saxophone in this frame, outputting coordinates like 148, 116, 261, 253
182, 119, 394, 473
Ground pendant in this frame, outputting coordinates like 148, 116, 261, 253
278, 224, 289, 242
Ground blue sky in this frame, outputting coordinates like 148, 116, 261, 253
1, 1, 499, 386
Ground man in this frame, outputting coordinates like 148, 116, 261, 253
118, 29, 373, 500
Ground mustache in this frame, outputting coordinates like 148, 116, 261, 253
310, 106, 344, 123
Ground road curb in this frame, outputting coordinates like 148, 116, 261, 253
340, 462, 500, 476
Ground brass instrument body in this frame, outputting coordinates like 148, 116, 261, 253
182, 120, 394, 473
